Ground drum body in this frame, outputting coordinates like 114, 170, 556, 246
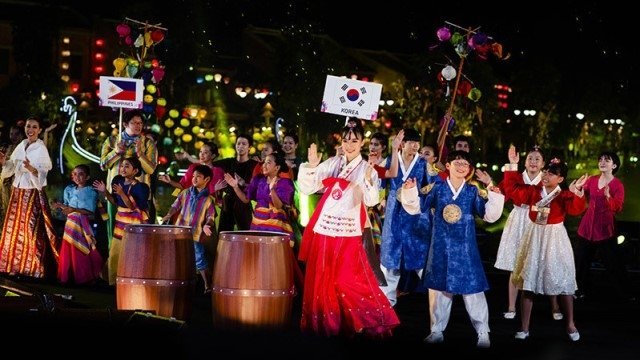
116, 224, 195, 320
212, 231, 295, 330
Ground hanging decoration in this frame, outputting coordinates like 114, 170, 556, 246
112, 17, 167, 123
432, 21, 509, 160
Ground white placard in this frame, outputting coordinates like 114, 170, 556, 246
320, 75, 382, 120
98, 76, 144, 109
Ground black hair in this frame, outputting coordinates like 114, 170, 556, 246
202, 141, 219, 157
370, 132, 389, 151
25, 116, 44, 128
267, 152, 290, 174
236, 133, 253, 147
193, 164, 213, 180
74, 164, 91, 176
446, 149, 472, 164
528, 145, 545, 160
402, 128, 421, 143
263, 139, 283, 155
452, 135, 471, 149
123, 156, 142, 173
341, 121, 365, 140
599, 151, 621, 175
123, 109, 144, 125
544, 158, 568, 178
284, 132, 299, 144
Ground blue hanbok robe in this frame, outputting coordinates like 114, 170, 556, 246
380, 155, 432, 271
419, 180, 504, 294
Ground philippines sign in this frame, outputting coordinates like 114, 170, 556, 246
99, 76, 144, 109
321, 75, 382, 120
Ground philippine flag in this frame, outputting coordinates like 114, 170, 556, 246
107, 79, 138, 101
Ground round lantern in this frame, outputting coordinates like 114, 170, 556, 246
441, 65, 457, 81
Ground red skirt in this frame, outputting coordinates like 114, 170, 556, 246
300, 233, 399, 338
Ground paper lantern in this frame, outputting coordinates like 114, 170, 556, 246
204, 131, 215, 139
173, 127, 184, 136
180, 118, 190, 127
192, 125, 201, 134
436, 27, 451, 42
169, 109, 180, 118
468, 88, 482, 102
162, 137, 173, 146
164, 118, 175, 128
182, 134, 193, 142
150, 124, 161, 133
441, 65, 457, 81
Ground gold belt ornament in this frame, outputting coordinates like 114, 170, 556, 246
442, 204, 462, 224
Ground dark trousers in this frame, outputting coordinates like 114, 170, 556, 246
574, 236, 630, 298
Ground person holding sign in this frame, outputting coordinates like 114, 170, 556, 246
100, 110, 157, 261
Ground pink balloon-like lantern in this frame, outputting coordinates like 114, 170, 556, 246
436, 27, 451, 42
116, 23, 131, 38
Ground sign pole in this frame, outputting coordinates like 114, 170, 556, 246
118, 107, 123, 142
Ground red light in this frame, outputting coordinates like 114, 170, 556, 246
384, 119, 392, 129
94, 66, 104, 73
95, 39, 105, 47
94, 53, 104, 61
93, 79, 100, 86
70, 82, 80, 93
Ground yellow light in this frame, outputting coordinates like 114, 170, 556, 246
617, 235, 625, 245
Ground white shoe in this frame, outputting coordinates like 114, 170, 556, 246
477, 332, 490, 348
568, 331, 580, 342
514, 331, 530, 340
503, 311, 516, 319
552, 312, 564, 320
424, 331, 444, 344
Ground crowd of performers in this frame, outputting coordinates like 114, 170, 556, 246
0, 112, 632, 347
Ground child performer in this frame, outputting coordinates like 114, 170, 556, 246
93, 157, 149, 285
494, 146, 563, 320
400, 150, 504, 348
162, 164, 217, 294
54, 164, 102, 285
503, 145, 587, 342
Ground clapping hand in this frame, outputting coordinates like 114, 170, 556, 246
214, 178, 228, 191
223, 173, 238, 188
569, 173, 589, 194
112, 183, 125, 196
158, 174, 171, 184
92, 180, 106, 193
402, 177, 417, 189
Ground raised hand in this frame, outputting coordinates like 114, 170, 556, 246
308, 143, 321, 167
92, 180, 106, 193
508, 145, 519, 164
475, 169, 493, 186
574, 173, 589, 189
134, 138, 143, 155
391, 129, 405, 151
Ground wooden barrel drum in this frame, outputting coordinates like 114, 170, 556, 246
212, 231, 295, 330
116, 224, 195, 320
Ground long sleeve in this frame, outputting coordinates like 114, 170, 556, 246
139, 137, 157, 176
483, 190, 505, 223
398, 185, 421, 215
606, 178, 624, 213
100, 136, 120, 171
297, 158, 338, 195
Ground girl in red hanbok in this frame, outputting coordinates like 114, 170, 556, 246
297, 121, 399, 338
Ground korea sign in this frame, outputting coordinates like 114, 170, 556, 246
320, 75, 382, 120
99, 76, 144, 109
